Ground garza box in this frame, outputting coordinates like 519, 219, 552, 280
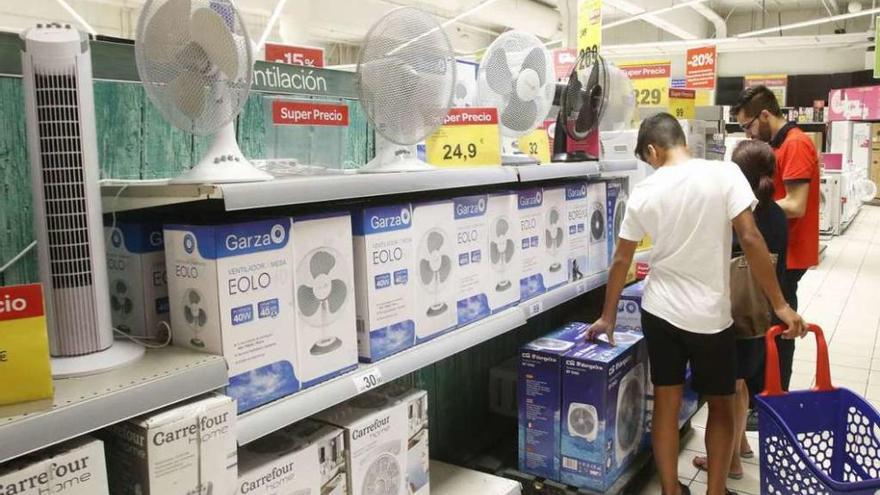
314, 392, 409, 495
0, 436, 108, 495
586, 182, 607, 275
411, 200, 457, 342
485, 192, 521, 313
236, 419, 347, 495
518, 322, 588, 481
452, 195, 491, 327
165, 219, 298, 413
100, 394, 236, 495
541, 186, 569, 290
606, 178, 627, 265
352, 204, 416, 362
104, 222, 169, 341
564, 182, 589, 283
560, 330, 647, 491
517, 188, 546, 301
0, 283, 52, 405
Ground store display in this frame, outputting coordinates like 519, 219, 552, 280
830, 120, 854, 169
164, 219, 299, 413
840, 171, 861, 225
104, 222, 169, 341
820, 174, 842, 235
452, 195, 491, 327
852, 122, 872, 177
565, 182, 589, 283
0, 284, 53, 405
822, 152, 844, 171
678, 120, 707, 158
236, 419, 347, 495
135, 0, 271, 183
453, 59, 479, 108
352, 205, 416, 362
477, 31, 555, 165
100, 394, 236, 495
517, 188, 547, 301
376, 386, 430, 495
0, 436, 108, 495
587, 182, 608, 275
606, 178, 628, 263
542, 186, 569, 290
600, 129, 639, 171
412, 201, 457, 342
723, 134, 749, 162
487, 192, 522, 312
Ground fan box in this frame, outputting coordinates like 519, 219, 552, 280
164, 219, 299, 413
541, 186, 569, 290
236, 419, 347, 495
0, 436, 108, 495
313, 392, 409, 495
374, 386, 430, 495
411, 200, 457, 342
352, 204, 416, 362
564, 182, 589, 284
605, 179, 627, 265
617, 280, 645, 333
517, 188, 547, 301
586, 182, 607, 275
100, 394, 236, 495
104, 221, 169, 341
290, 213, 358, 388
451, 195, 491, 327
485, 191, 521, 313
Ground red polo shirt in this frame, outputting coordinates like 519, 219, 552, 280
771, 124, 820, 270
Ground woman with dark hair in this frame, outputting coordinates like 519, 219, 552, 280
693, 139, 788, 480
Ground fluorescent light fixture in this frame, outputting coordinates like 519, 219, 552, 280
388, 0, 501, 56
55, 0, 97, 36
256, 0, 290, 52
603, 0, 708, 29
737, 7, 880, 37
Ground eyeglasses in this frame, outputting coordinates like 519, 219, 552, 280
741, 114, 759, 132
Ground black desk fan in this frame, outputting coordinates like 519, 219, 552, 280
552, 51, 608, 162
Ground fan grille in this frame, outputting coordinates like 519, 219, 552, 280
357, 7, 456, 145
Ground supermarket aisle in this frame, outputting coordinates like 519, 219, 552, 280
638, 205, 880, 495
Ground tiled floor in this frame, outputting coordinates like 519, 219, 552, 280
637, 205, 880, 495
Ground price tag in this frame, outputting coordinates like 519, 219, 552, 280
518, 129, 551, 164
353, 368, 383, 394
669, 89, 695, 119
527, 300, 543, 317
425, 108, 502, 167
577, 0, 603, 58
264, 43, 325, 67
619, 61, 670, 109
575, 281, 588, 295
685, 45, 716, 90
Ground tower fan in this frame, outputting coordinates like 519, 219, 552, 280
21, 24, 144, 377
477, 31, 555, 165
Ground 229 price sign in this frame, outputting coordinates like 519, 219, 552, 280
619, 61, 671, 108
426, 108, 502, 167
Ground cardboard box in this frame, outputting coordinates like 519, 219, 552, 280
451, 195, 491, 327
411, 200, 457, 342
517, 188, 547, 301
101, 394, 236, 495
565, 181, 589, 283
375, 386, 430, 495
606, 179, 627, 265
542, 186, 569, 291
616, 281, 645, 333
586, 182, 607, 275
486, 192, 521, 313
0, 283, 52, 405
0, 436, 108, 495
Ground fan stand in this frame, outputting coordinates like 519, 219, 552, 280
311, 303, 343, 355
171, 122, 273, 184
359, 140, 433, 173
51, 340, 145, 378
427, 272, 447, 317
550, 112, 596, 162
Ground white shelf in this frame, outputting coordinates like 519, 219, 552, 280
432, 461, 522, 495
516, 162, 601, 182
520, 272, 609, 320
0, 347, 228, 464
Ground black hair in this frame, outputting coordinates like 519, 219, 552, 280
731, 85, 782, 119
634, 113, 687, 160
731, 140, 776, 205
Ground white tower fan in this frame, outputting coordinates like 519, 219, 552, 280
21, 24, 144, 377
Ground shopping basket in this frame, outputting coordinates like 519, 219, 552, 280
756, 324, 880, 494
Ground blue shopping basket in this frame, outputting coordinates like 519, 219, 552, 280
757, 324, 880, 494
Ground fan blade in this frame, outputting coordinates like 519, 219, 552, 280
503, 239, 515, 263
501, 96, 538, 133
327, 279, 348, 313
484, 48, 514, 98
111, 297, 121, 311
490, 241, 502, 264
169, 71, 208, 120
309, 250, 337, 278
550, 208, 560, 225
297, 285, 322, 317
190, 6, 241, 80
427, 231, 445, 252
124, 298, 134, 314
143, 0, 192, 65
197, 309, 207, 326
555, 227, 564, 247
495, 218, 509, 237
419, 259, 435, 285
437, 255, 452, 282
545, 229, 552, 249
521, 47, 548, 88
188, 290, 200, 304
185, 305, 195, 323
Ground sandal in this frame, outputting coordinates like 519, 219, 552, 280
691, 455, 744, 480
740, 448, 755, 459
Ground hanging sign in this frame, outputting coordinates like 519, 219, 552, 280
425, 108, 502, 167
744, 74, 787, 106
577, 0, 602, 58
669, 89, 696, 119
518, 129, 552, 164
619, 60, 671, 108
264, 43, 325, 67
685, 45, 716, 89
272, 100, 349, 126
553, 48, 578, 80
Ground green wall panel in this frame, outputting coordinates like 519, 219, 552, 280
141, 99, 193, 179
94, 81, 143, 179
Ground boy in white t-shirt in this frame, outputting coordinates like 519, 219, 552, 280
588, 114, 804, 495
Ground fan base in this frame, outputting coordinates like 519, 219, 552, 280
358, 156, 434, 173
496, 279, 512, 292
51, 340, 145, 378
190, 338, 206, 348
171, 122, 273, 184
311, 338, 343, 355
549, 262, 562, 273
427, 303, 448, 317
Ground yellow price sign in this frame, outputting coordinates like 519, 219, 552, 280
578, 0, 602, 57
518, 129, 551, 164
619, 61, 671, 108
425, 108, 501, 167
669, 88, 696, 119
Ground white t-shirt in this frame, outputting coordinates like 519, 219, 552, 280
618, 159, 758, 334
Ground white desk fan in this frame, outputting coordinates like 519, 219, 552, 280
135, 0, 271, 184
357, 7, 457, 173
478, 31, 555, 165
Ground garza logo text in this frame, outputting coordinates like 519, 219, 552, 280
0, 294, 27, 314
566, 184, 587, 200
370, 208, 411, 230
455, 198, 487, 218
225, 224, 286, 251
519, 191, 543, 208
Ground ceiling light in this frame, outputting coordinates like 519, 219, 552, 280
737, 7, 880, 37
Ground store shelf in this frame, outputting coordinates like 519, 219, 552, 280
0, 347, 228, 464
516, 162, 601, 182
520, 271, 609, 320
600, 160, 639, 173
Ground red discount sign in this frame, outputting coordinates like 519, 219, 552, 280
264, 43, 325, 67
272, 100, 349, 126
685, 45, 716, 89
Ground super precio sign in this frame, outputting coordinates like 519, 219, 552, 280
272, 100, 349, 126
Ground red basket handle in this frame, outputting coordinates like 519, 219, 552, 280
761, 324, 833, 397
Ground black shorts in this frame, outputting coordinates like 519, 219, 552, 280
641, 309, 737, 396
736, 337, 765, 380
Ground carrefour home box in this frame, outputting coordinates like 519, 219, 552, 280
560, 329, 647, 492
0, 436, 108, 495
164, 219, 299, 413
518, 322, 589, 481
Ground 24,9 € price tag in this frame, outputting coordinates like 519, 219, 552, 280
426, 107, 502, 167
517, 129, 551, 164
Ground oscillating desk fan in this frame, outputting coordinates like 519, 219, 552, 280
477, 31, 555, 165
136, 0, 271, 184
357, 7, 457, 172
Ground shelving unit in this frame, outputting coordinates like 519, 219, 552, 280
516, 162, 602, 182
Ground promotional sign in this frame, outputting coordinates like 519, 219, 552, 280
518, 129, 552, 164
685, 45, 716, 89
272, 100, 350, 126
264, 43, 325, 67
0, 283, 53, 405
669, 89, 696, 119
553, 48, 578, 80
744, 74, 787, 106
619, 60, 671, 108
426, 107, 502, 167
828, 86, 880, 121
577, 0, 602, 57
252, 61, 356, 98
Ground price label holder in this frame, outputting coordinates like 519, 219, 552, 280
518, 129, 551, 164
575, 280, 588, 295
425, 107, 502, 167
669, 89, 696, 119
353, 367, 383, 394
526, 300, 544, 318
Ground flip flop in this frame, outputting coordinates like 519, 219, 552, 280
692, 455, 744, 480
740, 448, 755, 459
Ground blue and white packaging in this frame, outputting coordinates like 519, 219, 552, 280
411, 200, 457, 342
517, 322, 588, 481
542, 186, 569, 290
587, 182, 607, 275
291, 214, 358, 388
564, 182, 589, 283
486, 192, 521, 312
560, 329, 647, 491
452, 195, 491, 327
617, 281, 644, 333
352, 205, 416, 362
517, 188, 546, 300
165, 219, 298, 413
606, 179, 627, 264
104, 222, 169, 341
